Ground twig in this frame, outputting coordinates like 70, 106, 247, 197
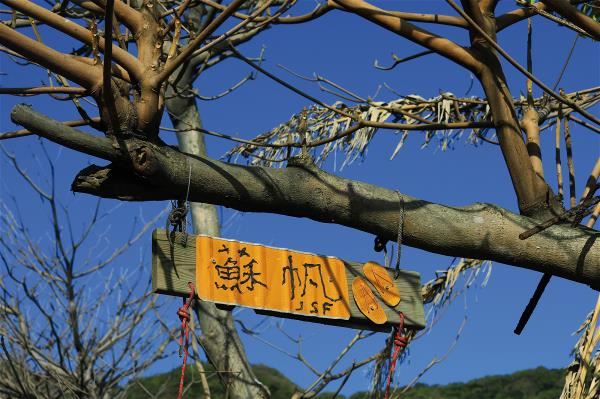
552, 33, 579, 91
374, 50, 434, 71
231, 45, 495, 132
0, 86, 88, 95
519, 196, 600, 240
569, 114, 600, 135
156, 0, 248, 84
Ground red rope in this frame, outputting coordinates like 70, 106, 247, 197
177, 282, 195, 399
384, 312, 408, 399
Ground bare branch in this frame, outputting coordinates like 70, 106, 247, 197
447, 0, 600, 126
0, 117, 101, 140
155, 0, 247, 85
332, 0, 481, 72
1, 0, 143, 81
541, 0, 600, 40
0, 24, 102, 88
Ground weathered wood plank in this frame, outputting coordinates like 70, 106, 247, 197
152, 230, 425, 332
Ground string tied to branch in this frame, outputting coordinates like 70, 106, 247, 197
177, 281, 195, 399
384, 311, 408, 399
373, 190, 405, 278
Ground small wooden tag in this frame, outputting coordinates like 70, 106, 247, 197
352, 277, 387, 325
363, 261, 401, 307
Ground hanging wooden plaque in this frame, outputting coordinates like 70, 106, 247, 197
152, 230, 425, 332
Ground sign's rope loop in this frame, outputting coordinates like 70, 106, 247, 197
384, 311, 407, 399
373, 191, 405, 277
167, 161, 192, 249
177, 282, 195, 399
394, 191, 404, 279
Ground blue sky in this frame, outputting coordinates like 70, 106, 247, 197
1, 1, 599, 396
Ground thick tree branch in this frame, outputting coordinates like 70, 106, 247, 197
87, 0, 143, 35
541, 0, 600, 40
1, 0, 143, 82
0, 117, 101, 140
331, 0, 481, 72
496, 2, 549, 31
0, 24, 101, 88
69, 0, 104, 14
448, 0, 600, 125
447, 0, 569, 216
11, 104, 600, 288
11, 105, 118, 160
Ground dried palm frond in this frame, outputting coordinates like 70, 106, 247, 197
561, 295, 600, 399
222, 89, 598, 168
223, 94, 494, 168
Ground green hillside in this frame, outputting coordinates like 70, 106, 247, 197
124, 365, 564, 399
351, 367, 564, 399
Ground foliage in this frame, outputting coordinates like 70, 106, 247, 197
125, 365, 565, 399
124, 363, 299, 399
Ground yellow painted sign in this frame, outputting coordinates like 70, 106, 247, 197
196, 236, 351, 320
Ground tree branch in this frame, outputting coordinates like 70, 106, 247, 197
199, 0, 335, 25
1, 0, 143, 82
496, 2, 549, 31
86, 0, 143, 35
0, 117, 101, 140
102, 0, 120, 134
448, 0, 600, 125
541, 0, 600, 40
155, 0, 247, 85
0, 24, 101, 88
11, 104, 600, 288
331, 0, 481, 72
0, 87, 88, 96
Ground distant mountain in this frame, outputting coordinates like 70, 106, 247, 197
124, 364, 564, 399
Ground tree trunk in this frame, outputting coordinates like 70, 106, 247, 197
166, 73, 270, 399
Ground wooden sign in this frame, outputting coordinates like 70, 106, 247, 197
196, 235, 351, 321
152, 230, 425, 332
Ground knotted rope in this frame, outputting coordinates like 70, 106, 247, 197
384, 312, 408, 399
177, 282, 195, 399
